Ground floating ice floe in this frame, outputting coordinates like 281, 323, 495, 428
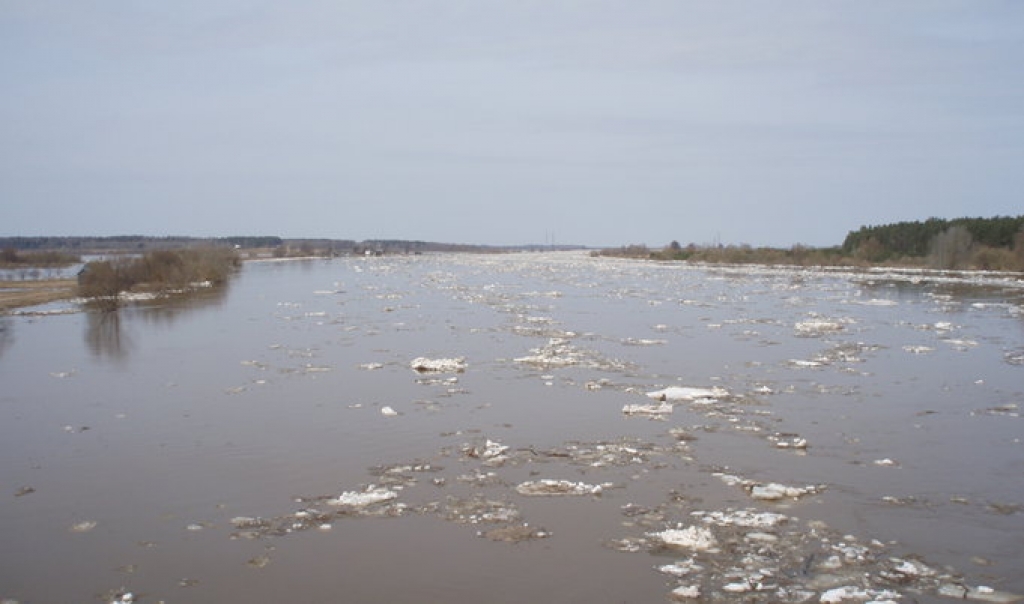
943, 338, 979, 351
380, 406, 398, 416
514, 338, 584, 367
462, 438, 510, 465
358, 362, 384, 370
69, 520, 97, 533
715, 473, 823, 501
328, 486, 398, 507
769, 434, 809, 450
788, 359, 825, 368
410, 357, 467, 373
972, 403, 1019, 417
622, 401, 673, 416
795, 318, 848, 336
646, 386, 728, 402
670, 585, 701, 600
515, 479, 608, 496
750, 482, 821, 501
657, 558, 703, 577
857, 298, 898, 307
650, 525, 719, 551
694, 508, 789, 528
819, 586, 901, 603
621, 337, 668, 346
902, 345, 934, 354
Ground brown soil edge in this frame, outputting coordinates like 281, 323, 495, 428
0, 279, 79, 312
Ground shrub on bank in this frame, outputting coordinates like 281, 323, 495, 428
79, 248, 240, 309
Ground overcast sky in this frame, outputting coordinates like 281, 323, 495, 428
3, 2, 1022, 247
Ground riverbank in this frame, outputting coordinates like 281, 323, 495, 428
0, 279, 78, 312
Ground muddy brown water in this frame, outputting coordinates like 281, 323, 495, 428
2, 252, 1023, 603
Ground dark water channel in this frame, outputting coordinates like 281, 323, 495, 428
2, 253, 1023, 603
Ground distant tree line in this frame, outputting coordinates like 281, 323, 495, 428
0, 235, 283, 252
1, 248, 80, 267
597, 215, 1024, 271
0, 235, 541, 257
842, 215, 1024, 270
842, 216, 1024, 258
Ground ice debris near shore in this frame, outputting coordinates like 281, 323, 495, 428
410, 356, 467, 373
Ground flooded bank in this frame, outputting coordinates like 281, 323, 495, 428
2, 252, 1022, 603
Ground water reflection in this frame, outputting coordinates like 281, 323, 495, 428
0, 317, 13, 359
84, 310, 130, 360
82, 284, 230, 359
133, 283, 230, 328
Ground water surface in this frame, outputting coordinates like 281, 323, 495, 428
2, 253, 1022, 603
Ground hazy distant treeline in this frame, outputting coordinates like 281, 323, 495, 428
0, 235, 554, 256
599, 215, 1024, 271
0, 235, 284, 252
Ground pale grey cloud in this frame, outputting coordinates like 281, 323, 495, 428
3, 1, 1023, 246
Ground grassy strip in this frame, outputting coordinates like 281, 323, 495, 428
0, 279, 78, 312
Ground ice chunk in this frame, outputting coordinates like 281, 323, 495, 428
788, 359, 824, 368
819, 586, 901, 603
723, 581, 753, 593
965, 586, 1024, 603
69, 521, 97, 533
795, 319, 847, 336
410, 357, 467, 373
657, 558, 702, 577
650, 525, 718, 551
515, 479, 607, 496
646, 386, 728, 402
463, 438, 510, 460
622, 401, 673, 416
696, 508, 789, 528
328, 486, 398, 507
890, 558, 935, 577
380, 406, 398, 416
670, 585, 701, 600
749, 482, 821, 501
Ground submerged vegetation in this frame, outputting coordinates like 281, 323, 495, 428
78, 248, 240, 310
598, 215, 1024, 272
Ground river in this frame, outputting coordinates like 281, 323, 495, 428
2, 252, 1022, 603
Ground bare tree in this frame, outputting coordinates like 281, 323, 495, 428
929, 225, 974, 270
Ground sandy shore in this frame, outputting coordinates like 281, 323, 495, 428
0, 279, 78, 311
